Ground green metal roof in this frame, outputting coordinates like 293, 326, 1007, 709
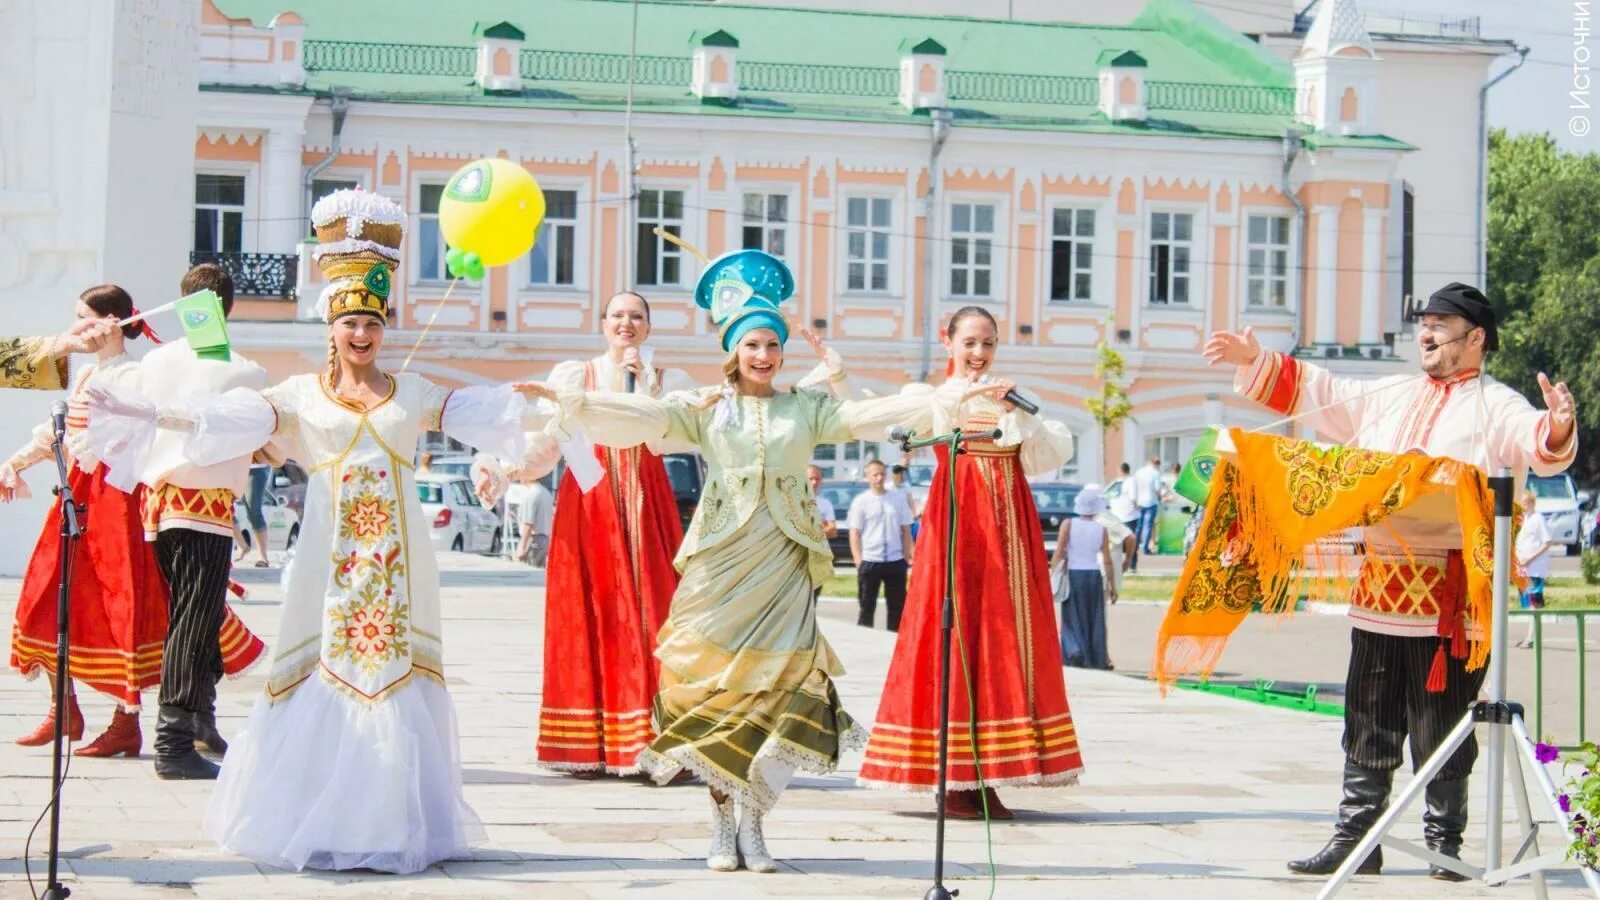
692, 29, 739, 49
1095, 50, 1148, 68
475, 21, 524, 41
209, 0, 1412, 148
899, 37, 947, 56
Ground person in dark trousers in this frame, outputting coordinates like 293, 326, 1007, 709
97, 263, 270, 779
1208, 282, 1578, 881
848, 460, 912, 631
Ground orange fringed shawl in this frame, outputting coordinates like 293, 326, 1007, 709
1153, 429, 1499, 690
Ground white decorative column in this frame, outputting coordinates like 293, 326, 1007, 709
1360, 207, 1384, 349
1314, 205, 1339, 347
261, 126, 306, 254
0, 0, 199, 575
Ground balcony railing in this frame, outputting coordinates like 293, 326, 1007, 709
190, 251, 298, 300
299, 39, 1308, 118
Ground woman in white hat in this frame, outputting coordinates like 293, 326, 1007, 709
1050, 485, 1118, 669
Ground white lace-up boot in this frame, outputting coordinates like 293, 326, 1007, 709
707, 794, 739, 871
736, 800, 777, 873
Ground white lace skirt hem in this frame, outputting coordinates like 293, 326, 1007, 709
204, 674, 484, 874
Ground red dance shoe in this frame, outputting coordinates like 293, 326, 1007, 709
75, 708, 141, 758
944, 790, 985, 820
982, 787, 1016, 820
16, 695, 85, 747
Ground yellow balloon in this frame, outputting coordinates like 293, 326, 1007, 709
438, 158, 546, 268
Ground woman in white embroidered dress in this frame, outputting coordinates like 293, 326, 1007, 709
91, 191, 545, 874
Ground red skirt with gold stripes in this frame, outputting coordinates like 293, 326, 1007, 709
9, 464, 264, 707
859, 443, 1084, 791
536, 444, 682, 774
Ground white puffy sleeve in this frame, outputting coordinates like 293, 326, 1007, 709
645, 366, 701, 454
812, 382, 955, 445
1011, 413, 1076, 478
548, 388, 705, 451
433, 381, 552, 465
6, 420, 54, 474
469, 364, 582, 502
185, 388, 280, 469
794, 348, 856, 398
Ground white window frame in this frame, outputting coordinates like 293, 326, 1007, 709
1243, 213, 1292, 311
1046, 205, 1098, 304
193, 169, 252, 255
739, 189, 793, 262
413, 178, 451, 286
838, 193, 898, 297
1146, 208, 1198, 307
635, 185, 690, 289
525, 182, 585, 292
945, 198, 1001, 301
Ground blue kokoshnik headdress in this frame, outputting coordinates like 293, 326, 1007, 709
693, 249, 796, 351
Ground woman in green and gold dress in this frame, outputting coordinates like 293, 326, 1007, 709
525, 250, 988, 874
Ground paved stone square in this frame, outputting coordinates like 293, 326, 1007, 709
0, 554, 1592, 898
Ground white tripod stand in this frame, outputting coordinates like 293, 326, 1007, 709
1320, 469, 1600, 899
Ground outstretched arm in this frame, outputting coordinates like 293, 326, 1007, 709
1206, 326, 1392, 445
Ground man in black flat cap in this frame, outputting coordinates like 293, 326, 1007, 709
1204, 281, 1577, 882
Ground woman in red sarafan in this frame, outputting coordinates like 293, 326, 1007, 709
858, 305, 1084, 818
2, 285, 264, 758
476, 291, 689, 777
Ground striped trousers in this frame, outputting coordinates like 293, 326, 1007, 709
153, 530, 232, 712
1343, 628, 1487, 781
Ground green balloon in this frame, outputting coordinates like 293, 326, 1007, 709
445, 247, 466, 278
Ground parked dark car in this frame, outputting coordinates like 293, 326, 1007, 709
818, 480, 869, 565
662, 452, 707, 533
1029, 482, 1082, 556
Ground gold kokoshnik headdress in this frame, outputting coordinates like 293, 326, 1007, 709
311, 189, 405, 323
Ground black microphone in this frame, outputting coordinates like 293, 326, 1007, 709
1420, 333, 1469, 352
50, 400, 68, 439
1003, 389, 1039, 416
887, 424, 915, 446
626, 370, 637, 394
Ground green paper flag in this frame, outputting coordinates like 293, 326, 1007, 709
174, 290, 231, 362
1173, 426, 1219, 505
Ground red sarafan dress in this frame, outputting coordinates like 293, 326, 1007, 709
532, 356, 688, 774
859, 390, 1084, 791
8, 361, 264, 709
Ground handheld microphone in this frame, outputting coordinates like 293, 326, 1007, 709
50, 400, 68, 439
1002, 389, 1039, 417
887, 424, 916, 445
626, 370, 637, 394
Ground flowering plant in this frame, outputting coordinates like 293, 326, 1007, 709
1540, 739, 1599, 870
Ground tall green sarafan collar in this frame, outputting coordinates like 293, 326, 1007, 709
363, 263, 392, 298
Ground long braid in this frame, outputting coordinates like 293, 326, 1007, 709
326, 332, 340, 388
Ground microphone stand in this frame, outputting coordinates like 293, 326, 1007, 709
43, 412, 82, 900
896, 426, 1002, 900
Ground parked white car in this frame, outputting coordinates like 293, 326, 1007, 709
235, 493, 300, 555
417, 474, 501, 555
1529, 473, 1583, 555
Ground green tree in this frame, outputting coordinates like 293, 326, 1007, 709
1085, 331, 1135, 481
1486, 129, 1600, 484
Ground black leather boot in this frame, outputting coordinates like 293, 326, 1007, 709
1288, 762, 1390, 875
194, 678, 227, 757
1424, 777, 1471, 882
153, 705, 220, 780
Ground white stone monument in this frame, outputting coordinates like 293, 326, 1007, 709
0, 0, 199, 574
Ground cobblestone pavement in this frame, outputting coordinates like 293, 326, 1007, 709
0, 553, 1591, 898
